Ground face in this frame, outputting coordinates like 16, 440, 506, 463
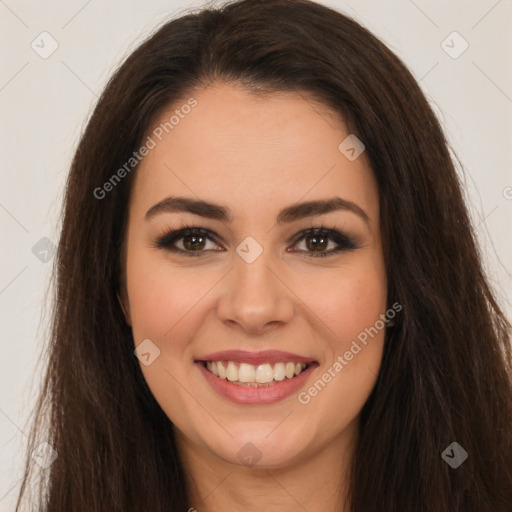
122, 81, 388, 469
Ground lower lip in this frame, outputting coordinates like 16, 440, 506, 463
196, 362, 317, 405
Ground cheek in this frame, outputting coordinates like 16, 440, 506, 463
298, 261, 387, 348
294, 259, 387, 405
127, 242, 388, 354
125, 241, 226, 360
127, 259, 208, 343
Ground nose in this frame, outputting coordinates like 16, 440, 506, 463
217, 250, 295, 335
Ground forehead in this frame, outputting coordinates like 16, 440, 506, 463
130, 82, 378, 226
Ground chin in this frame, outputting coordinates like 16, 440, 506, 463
204, 421, 317, 469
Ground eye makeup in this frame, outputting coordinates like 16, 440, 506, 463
152, 223, 361, 259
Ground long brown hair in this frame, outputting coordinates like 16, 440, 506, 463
16, 0, 512, 510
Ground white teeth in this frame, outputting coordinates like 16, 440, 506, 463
285, 362, 295, 379
217, 361, 227, 379
256, 363, 274, 383
238, 362, 256, 382
273, 362, 286, 381
226, 361, 238, 381
205, 360, 308, 384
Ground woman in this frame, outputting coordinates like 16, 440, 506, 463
16, 0, 512, 510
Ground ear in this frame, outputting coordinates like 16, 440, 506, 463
117, 288, 132, 326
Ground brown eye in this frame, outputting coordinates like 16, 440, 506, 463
155, 226, 358, 259
291, 228, 358, 258
155, 227, 223, 256
304, 233, 329, 252
182, 233, 207, 251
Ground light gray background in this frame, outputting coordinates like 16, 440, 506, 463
1, 0, 511, 509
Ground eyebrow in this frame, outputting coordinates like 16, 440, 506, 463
145, 196, 369, 225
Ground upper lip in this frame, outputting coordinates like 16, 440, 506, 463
196, 350, 316, 366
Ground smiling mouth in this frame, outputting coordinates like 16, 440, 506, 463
201, 360, 312, 387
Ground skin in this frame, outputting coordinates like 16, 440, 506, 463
121, 81, 388, 511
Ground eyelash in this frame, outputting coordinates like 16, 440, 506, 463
153, 223, 359, 258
